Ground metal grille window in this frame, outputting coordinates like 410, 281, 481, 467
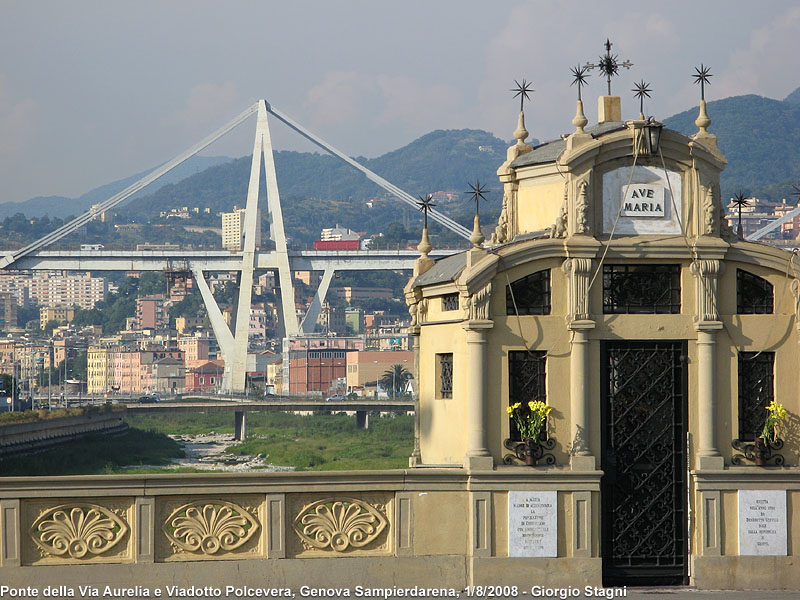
437, 353, 453, 399
508, 350, 546, 440
603, 264, 681, 314
737, 269, 773, 314
442, 293, 459, 311
738, 351, 774, 441
506, 270, 551, 315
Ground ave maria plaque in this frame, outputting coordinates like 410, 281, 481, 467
738, 490, 787, 555
508, 491, 557, 557
621, 183, 665, 217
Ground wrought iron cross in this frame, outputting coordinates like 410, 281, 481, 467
416, 194, 436, 229
585, 39, 633, 95
465, 180, 488, 217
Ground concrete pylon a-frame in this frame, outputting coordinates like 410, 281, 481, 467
206, 100, 297, 393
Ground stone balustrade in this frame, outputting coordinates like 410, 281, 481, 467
0, 468, 602, 589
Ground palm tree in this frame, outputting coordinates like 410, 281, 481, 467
380, 364, 413, 398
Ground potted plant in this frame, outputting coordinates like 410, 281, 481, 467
754, 400, 788, 465
506, 401, 552, 466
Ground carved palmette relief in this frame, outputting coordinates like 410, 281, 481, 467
293, 498, 388, 552
574, 179, 589, 234
550, 183, 568, 239
791, 278, 800, 333
691, 259, 723, 322
463, 282, 492, 321
163, 501, 259, 555
30, 504, 129, 559
562, 258, 592, 320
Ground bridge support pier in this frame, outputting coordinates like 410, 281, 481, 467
355, 411, 369, 430
234, 411, 247, 441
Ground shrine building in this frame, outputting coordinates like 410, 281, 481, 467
405, 90, 800, 588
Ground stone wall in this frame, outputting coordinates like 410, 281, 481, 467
0, 411, 128, 458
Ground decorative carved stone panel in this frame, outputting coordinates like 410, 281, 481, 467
463, 282, 492, 321
287, 494, 392, 557
691, 260, 723, 322
23, 499, 133, 565
157, 496, 263, 561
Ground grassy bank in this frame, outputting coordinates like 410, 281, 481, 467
126, 411, 414, 471
0, 428, 185, 476
0, 404, 125, 426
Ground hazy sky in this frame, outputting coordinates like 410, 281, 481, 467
2, 1, 799, 204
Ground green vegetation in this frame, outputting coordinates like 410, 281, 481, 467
125, 411, 414, 471
0, 428, 185, 476
0, 404, 124, 426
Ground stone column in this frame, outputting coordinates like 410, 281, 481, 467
692, 259, 725, 469
569, 321, 595, 466
463, 321, 493, 470
696, 324, 723, 468
563, 257, 596, 470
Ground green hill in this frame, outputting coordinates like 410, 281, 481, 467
116, 129, 512, 244
663, 90, 800, 201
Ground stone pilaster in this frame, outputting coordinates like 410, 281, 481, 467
409, 323, 422, 466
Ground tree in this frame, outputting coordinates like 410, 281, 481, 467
379, 364, 413, 397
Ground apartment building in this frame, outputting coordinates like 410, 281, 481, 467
0, 272, 106, 309
87, 345, 112, 395
0, 293, 17, 330
136, 295, 168, 330
221, 206, 261, 252
39, 306, 76, 329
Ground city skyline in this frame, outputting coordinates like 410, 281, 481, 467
1, 1, 799, 205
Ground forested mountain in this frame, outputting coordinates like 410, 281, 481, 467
663, 88, 800, 201
114, 129, 511, 245
0, 155, 232, 219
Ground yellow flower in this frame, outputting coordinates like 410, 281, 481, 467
506, 406, 514, 415
512, 402, 521, 410
766, 401, 787, 421
528, 400, 552, 416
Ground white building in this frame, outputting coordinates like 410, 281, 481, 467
221, 206, 261, 251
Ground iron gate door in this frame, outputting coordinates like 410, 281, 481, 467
601, 341, 688, 585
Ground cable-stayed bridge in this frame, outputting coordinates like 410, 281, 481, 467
0, 100, 464, 392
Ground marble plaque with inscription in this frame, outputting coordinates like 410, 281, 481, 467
738, 490, 787, 556
508, 491, 557, 557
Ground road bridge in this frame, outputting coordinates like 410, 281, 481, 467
0, 99, 464, 393
125, 399, 413, 438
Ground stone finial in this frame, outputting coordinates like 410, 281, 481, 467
513, 110, 529, 147
572, 100, 588, 133
695, 99, 711, 134
470, 214, 485, 248
413, 226, 435, 277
